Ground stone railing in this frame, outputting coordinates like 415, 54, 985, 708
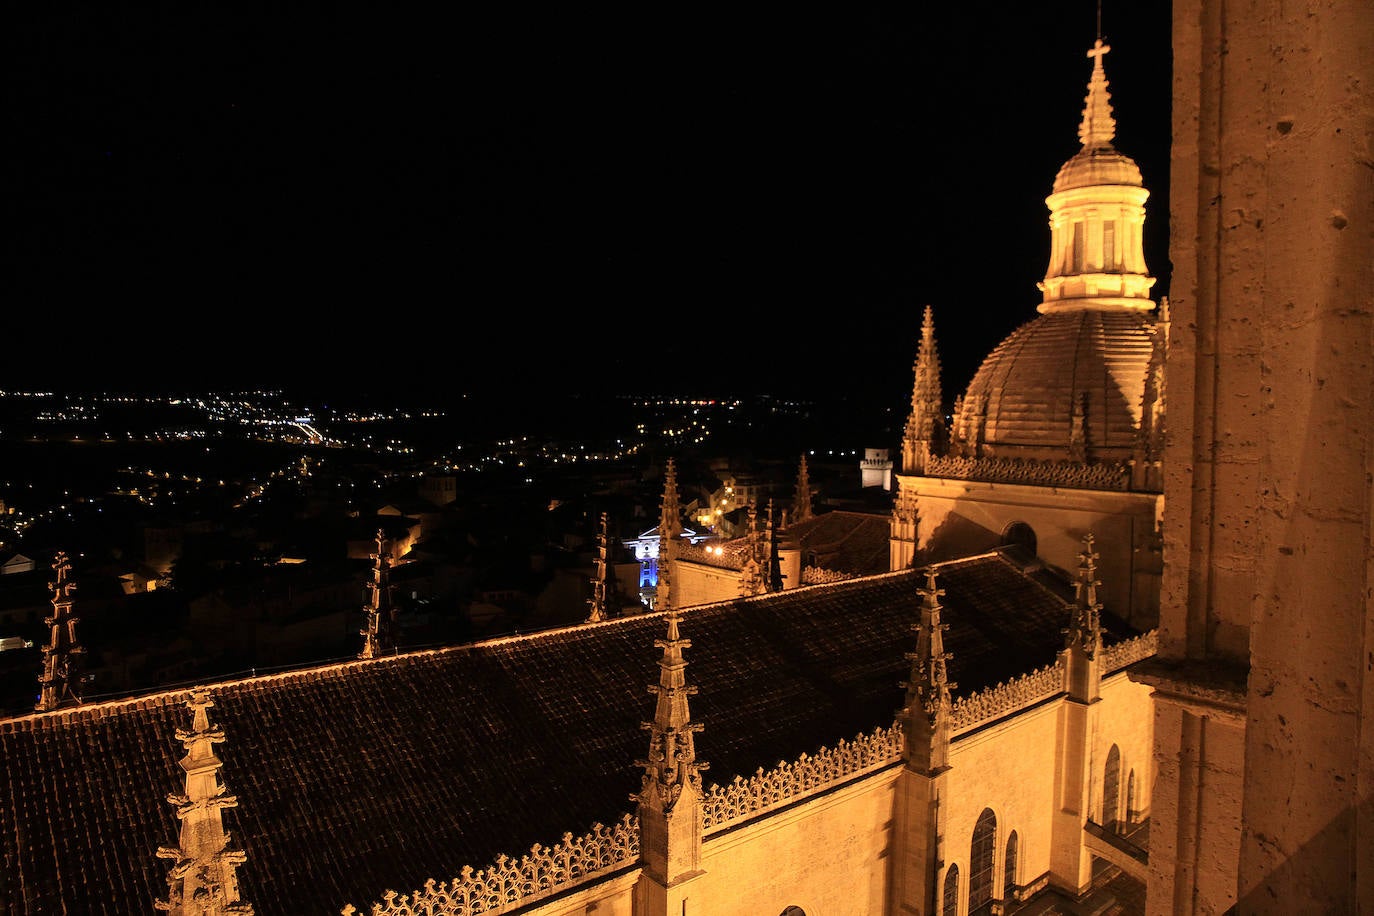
342, 814, 639, 916
950, 660, 1066, 732
925, 455, 1131, 491
801, 566, 855, 585
701, 723, 904, 832
1101, 630, 1158, 673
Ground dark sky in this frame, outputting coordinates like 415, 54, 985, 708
7, 4, 1173, 404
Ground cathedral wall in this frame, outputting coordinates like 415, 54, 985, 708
672, 560, 740, 609
944, 701, 1061, 903
523, 867, 639, 916
1091, 671, 1155, 826
689, 767, 899, 916
910, 479, 1160, 627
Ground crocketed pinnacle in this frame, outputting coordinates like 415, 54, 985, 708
358, 531, 392, 660
906, 306, 943, 439
1078, 39, 1117, 149
635, 611, 706, 812
1065, 533, 1104, 659
587, 511, 616, 622
657, 459, 682, 611
792, 454, 813, 525
35, 551, 84, 713
903, 567, 955, 721
156, 689, 253, 915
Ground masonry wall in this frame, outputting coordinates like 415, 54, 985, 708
688, 766, 900, 916
672, 560, 741, 609
911, 479, 1161, 628
944, 701, 1062, 906
1152, 1, 1374, 911
1091, 672, 1155, 827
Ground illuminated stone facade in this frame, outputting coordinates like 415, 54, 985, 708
892, 39, 1166, 632
1132, 2, 1374, 913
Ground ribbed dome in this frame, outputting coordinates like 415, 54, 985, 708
955, 309, 1158, 462
1053, 147, 1143, 193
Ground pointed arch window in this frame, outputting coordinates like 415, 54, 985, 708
970, 808, 997, 914
942, 864, 960, 916
1005, 830, 1020, 900
1103, 744, 1122, 832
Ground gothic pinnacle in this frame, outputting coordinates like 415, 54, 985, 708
359, 531, 392, 660
155, 688, 253, 915
635, 610, 706, 812
35, 551, 85, 713
1065, 533, 1104, 659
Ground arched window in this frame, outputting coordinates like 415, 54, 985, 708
969, 808, 997, 915
1002, 521, 1037, 556
1103, 745, 1122, 832
1127, 768, 1137, 825
779, 908, 806, 916
1005, 831, 1019, 899
942, 864, 960, 916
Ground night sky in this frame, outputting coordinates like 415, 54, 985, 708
7, 4, 1173, 404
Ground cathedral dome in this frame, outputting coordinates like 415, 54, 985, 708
952, 309, 1158, 462
1052, 146, 1143, 193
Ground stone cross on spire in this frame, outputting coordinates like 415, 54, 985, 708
1078, 38, 1117, 149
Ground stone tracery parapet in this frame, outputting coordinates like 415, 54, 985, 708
924, 455, 1131, 491
342, 814, 640, 916
801, 566, 855, 585
1101, 630, 1157, 673
701, 723, 904, 831
950, 661, 1066, 732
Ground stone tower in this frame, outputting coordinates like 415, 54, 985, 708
1134, 2, 1374, 912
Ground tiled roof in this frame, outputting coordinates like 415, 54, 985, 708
0, 552, 1137, 915
786, 510, 893, 577
956, 309, 1158, 460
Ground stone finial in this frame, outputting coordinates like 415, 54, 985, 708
1065, 534, 1104, 660
900, 567, 956, 773
587, 511, 619, 623
1078, 38, 1117, 149
155, 688, 253, 915
656, 459, 683, 612
902, 306, 946, 475
35, 551, 85, 713
791, 453, 814, 525
358, 530, 393, 660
